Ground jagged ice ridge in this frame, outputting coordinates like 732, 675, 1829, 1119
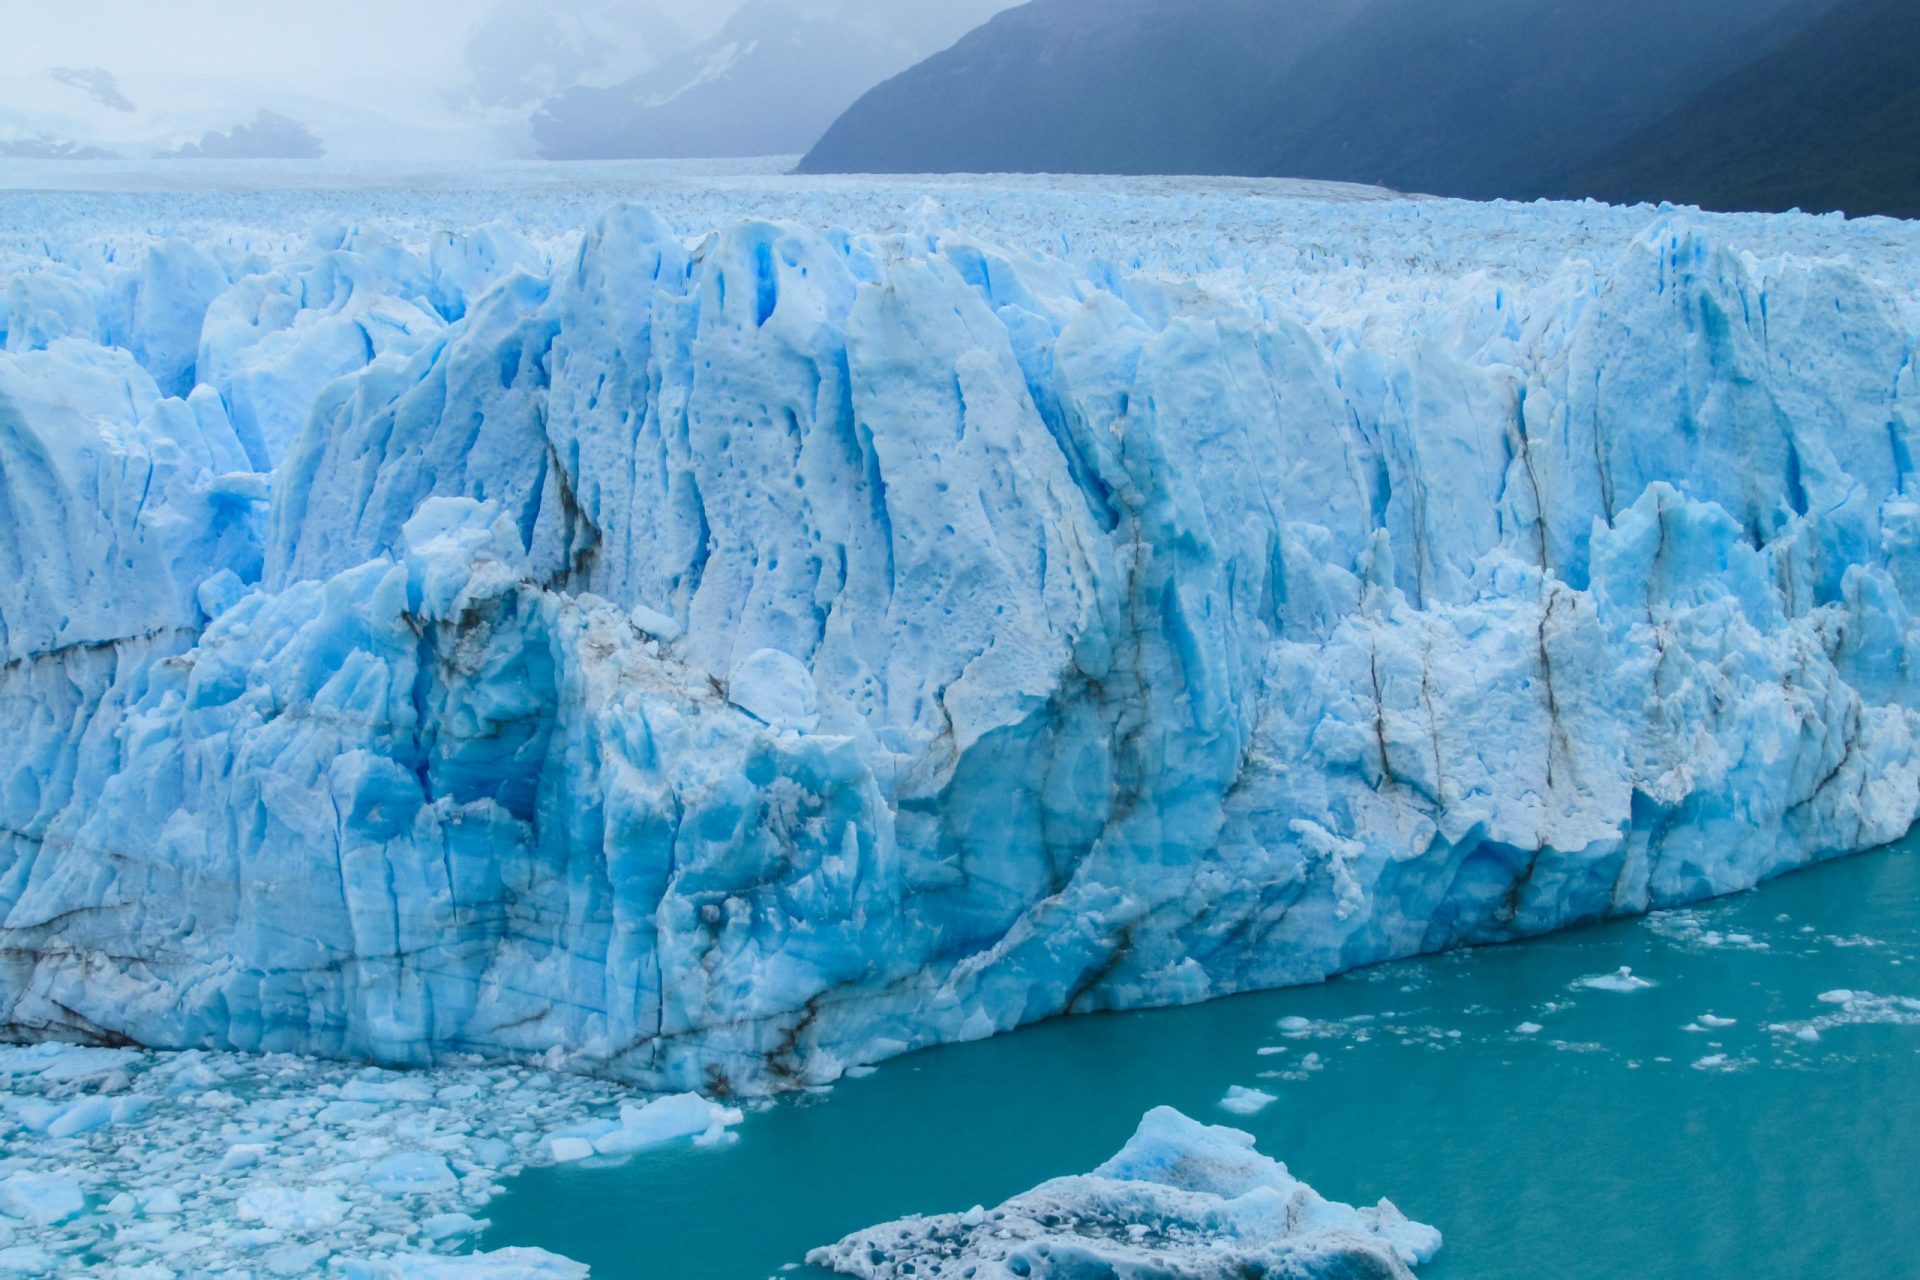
4, 171, 1920, 1094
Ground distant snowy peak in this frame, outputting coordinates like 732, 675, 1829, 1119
530, 0, 1014, 159
158, 110, 325, 160
459, 0, 706, 110
0, 64, 516, 163
49, 68, 135, 114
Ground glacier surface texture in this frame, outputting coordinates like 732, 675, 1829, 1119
4, 167, 1920, 1093
808, 1105, 1441, 1279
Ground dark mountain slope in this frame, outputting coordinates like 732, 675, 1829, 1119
1236, 0, 1826, 199
803, 0, 1373, 177
799, 0, 1875, 212
1564, 0, 1920, 218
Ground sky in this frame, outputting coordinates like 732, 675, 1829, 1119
1, 0, 1011, 158
4, 0, 482, 96
0, 0, 992, 99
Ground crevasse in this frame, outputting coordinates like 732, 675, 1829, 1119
3, 195, 1917, 1093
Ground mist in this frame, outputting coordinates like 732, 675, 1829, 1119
1, 0, 1018, 161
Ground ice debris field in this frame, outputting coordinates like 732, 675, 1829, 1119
809, 1105, 1440, 1280
0, 1037, 733, 1277
2, 158, 1920, 1272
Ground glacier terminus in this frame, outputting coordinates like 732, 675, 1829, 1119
4, 165, 1920, 1108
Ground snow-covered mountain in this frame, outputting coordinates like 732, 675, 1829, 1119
531, 0, 1014, 159
4, 169, 1918, 1091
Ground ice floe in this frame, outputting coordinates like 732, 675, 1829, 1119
808, 1106, 1440, 1279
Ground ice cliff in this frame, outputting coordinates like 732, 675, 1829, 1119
4, 178, 1919, 1093
809, 1105, 1441, 1279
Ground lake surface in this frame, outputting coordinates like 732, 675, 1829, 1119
484, 842, 1920, 1279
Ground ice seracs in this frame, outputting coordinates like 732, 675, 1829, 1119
3, 169, 1920, 1093
808, 1105, 1441, 1279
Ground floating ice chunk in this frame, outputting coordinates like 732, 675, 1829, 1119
589, 1092, 744, 1156
265, 1242, 331, 1275
1575, 967, 1655, 992
343, 1073, 439, 1103
142, 1187, 183, 1215
238, 1185, 349, 1231
1771, 991, 1920, 1043
809, 1106, 1440, 1279
218, 1141, 271, 1171
0, 1246, 57, 1275
0, 1043, 137, 1082
544, 1136, 596, 1163
367, 1152, 460, 1195
1218, 1085, 1278, 1116
424, 1212, 489, 1241
9, 1092, 149, 1137
339, 1248, 590, 1278
0, 1171, 85, 1225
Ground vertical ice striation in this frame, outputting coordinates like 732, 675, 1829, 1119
3, 184, 1919, 1091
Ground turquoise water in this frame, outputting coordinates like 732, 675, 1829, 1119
483, 844, 1920, 1279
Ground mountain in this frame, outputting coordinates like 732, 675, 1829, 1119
798, 0, 1908, 219
462, 1, 693, 111
1563, 0, 1920, 218
531, 0, 1012, 160
156, 110, 326, 160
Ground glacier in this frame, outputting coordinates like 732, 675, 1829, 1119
3, 166, 1920, 1096
807, 1105, 1441, 1279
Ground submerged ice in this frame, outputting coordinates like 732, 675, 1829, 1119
4, 172, 1920, 1094
807, 1105, 1440, 1279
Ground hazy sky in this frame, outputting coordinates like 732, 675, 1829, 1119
7, 1, 464, 90
2, 0, 1017, 159
1, 0, 739, 100
1, 0, 1002, 95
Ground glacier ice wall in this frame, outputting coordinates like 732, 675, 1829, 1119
4, 182, 1919, 1092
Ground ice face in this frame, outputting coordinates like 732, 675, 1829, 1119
807, 1105, 1442, 1279
4, 170, 1920, 1093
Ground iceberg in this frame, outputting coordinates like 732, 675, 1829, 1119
807, 1105, 1441, 1279
4, 172, 1920, 1094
